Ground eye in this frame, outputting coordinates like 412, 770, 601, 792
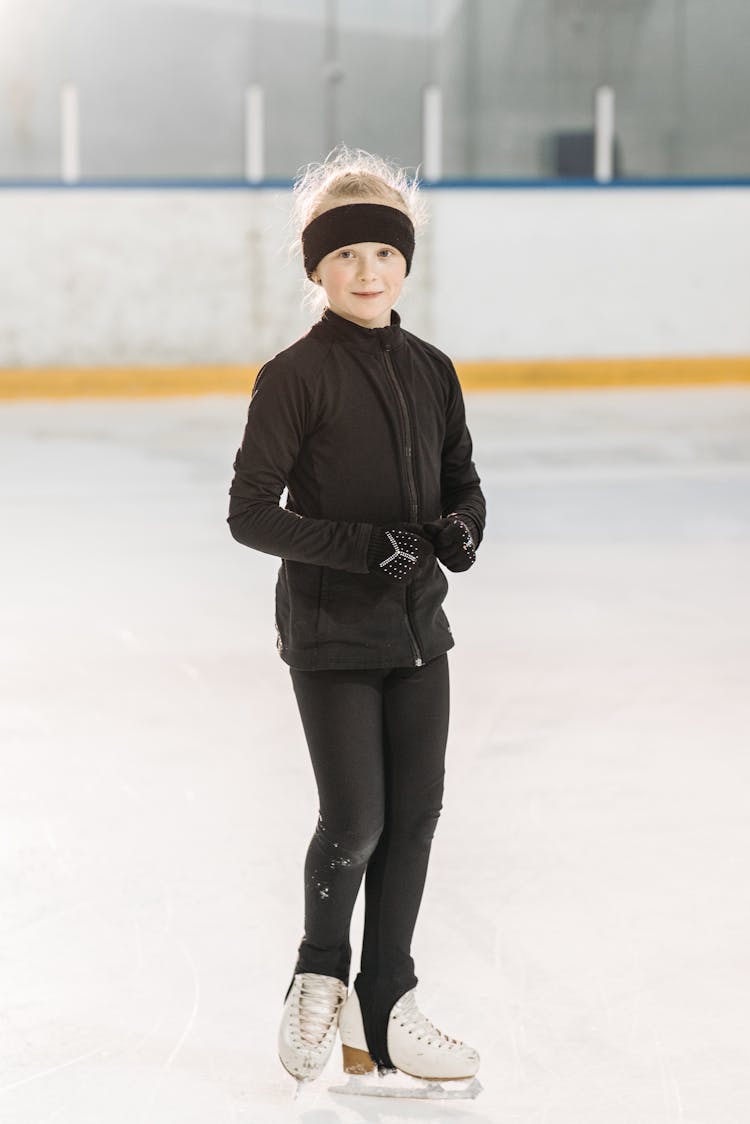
338, 249, 354, 259
378, 248, 394, 257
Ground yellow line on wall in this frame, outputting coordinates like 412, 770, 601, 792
1, 356, 749, 399
456, 356, 750, 390
0, 366, 257, 399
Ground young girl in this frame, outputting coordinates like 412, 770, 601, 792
227, 147, 486, 1089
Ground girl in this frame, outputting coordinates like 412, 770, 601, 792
227, 146, 486, 1088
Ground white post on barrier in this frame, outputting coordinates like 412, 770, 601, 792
594, 84, 615, 183
245, 84, 264, 183
61, 82, 80, 183
422, 84, 443, 182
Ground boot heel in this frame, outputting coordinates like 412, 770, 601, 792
342, 1044, 376, 1074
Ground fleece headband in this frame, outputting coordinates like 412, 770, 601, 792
302, 203, 415, 278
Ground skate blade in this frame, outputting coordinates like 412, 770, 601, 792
329, 1073, 482, 1101
278, 1056, 316, 1100
286, 1074, 315, 1101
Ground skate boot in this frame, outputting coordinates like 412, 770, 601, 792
332, 985, 481, 1100
278, 972, 348, 1084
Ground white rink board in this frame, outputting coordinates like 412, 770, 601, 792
0, 187, 749, 365
1, 387, 749, 1123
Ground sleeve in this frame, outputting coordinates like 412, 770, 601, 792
440, 362, 487, 548
227, 358, 372, 571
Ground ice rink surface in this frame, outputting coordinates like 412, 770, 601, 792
1, 385, 749, 1124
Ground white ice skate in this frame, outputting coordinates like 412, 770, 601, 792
330, 986, 482, 1101
278, 972, 348, 1088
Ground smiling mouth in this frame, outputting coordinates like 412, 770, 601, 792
353, 291, 384, 296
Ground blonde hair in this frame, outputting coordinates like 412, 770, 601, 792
288, 144, 428, 315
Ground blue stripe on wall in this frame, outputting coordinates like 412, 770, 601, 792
1, 177, 750, 190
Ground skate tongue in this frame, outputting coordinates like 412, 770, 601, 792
396, 990, 459, 1048
298, 976, 344, 1045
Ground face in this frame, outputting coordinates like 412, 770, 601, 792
311, 240, 407, 329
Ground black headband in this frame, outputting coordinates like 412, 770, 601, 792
302, 203, 415, 278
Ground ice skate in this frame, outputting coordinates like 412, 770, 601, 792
329, 985, 482, 1100
278, 972, 348, 1087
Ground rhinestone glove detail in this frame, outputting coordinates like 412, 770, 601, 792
422, 513, 477, 572
367, 525, 433, 582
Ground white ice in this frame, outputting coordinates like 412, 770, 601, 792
1, 386, 749, 1124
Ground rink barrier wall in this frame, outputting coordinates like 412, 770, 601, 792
1, 356, 749, 399
2, 185, 749, 369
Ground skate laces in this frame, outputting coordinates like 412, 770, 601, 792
394, 989, 464, 1050
295, 975, 345, 1047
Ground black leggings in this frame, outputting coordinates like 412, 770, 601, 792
288, 652, 450, 1070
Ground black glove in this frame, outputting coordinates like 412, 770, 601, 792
422, 512, 478, 572
367, 524, 434, 582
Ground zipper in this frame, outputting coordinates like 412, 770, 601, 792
382, 346, 419, 523
382, 342, 423, 667
404, 600, 423, 667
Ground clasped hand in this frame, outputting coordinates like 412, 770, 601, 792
421, 514, 477, 572
368, 514, 477, 581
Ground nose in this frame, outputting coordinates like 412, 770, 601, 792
358, 255, 379, 281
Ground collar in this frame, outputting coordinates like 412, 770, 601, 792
311, 306, 405, 353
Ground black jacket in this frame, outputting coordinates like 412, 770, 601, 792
227, 306, 486, 670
